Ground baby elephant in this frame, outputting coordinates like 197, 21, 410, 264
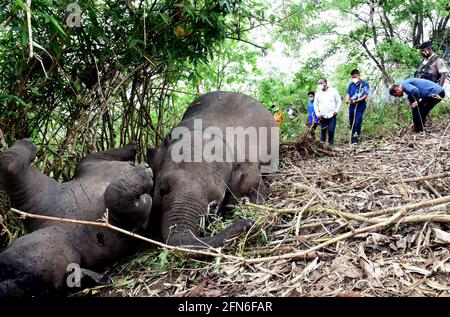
0, 139, 153, 296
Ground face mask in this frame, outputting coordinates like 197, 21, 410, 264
309, 97, 314, 101
421, 50, 430, 58
352, 78, 359, 84
318, 84, 324, 91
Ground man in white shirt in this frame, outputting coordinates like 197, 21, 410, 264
314, 78, 342, 145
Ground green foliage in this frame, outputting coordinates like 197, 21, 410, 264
276, 0, 450, 85
0, 0, 265, 180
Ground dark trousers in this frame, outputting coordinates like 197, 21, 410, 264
320, 116, 337, 145
349, 103, 366, 143
412, 91, 445, 132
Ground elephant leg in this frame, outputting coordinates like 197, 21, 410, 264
83, 141, 137, 162
0, 139, 59, 211
105, 164, 153, 232
75, 142, 138, 177
0, 225, 81, 297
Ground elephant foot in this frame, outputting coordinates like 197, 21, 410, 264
0, 139, 36, 176
105, 163, 153, 232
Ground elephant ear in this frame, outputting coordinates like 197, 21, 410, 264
147, 147, 158, 161
146, 146, 161, 175
230, 162, 262, 197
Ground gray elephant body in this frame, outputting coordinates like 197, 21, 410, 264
148, 91, 277, 248
0, 140, 153, 296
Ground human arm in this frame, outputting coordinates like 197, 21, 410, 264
345, 85, 351, 104
402, 80, 420, 104
436, 59, 448, 87
313, 96, 320, 118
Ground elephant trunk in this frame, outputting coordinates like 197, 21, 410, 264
162, 192, 211, 246
162, 191, 253, 249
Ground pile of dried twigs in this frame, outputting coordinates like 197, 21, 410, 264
80, 124, 450, 297
285, 132, 334, 158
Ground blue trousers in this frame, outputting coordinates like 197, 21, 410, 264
320, 116, 337, 145
349, 103, 366, 143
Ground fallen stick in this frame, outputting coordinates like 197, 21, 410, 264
362, 195, 450, 217
320, 208, 450, 224
244, 207, 410, 264
10, 208, 243, 261
395, 172, 450, 184
295, 197, 316, 236
246, 200, 450, 223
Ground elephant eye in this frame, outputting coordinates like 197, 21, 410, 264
160, 183, 170, 197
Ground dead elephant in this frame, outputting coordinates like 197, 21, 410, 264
0, 139, 153, 296
148, 91, 278, 248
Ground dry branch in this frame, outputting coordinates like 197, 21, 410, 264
362, 195, 450, 217
244, 207, 410, 264
397, 172, 450, 184
26, 0, 33, 59
10, 208, 243, 261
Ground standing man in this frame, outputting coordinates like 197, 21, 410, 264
314, 78, 342, 145
389, 78, 446, 133
415, 41, 447, 87
345, 69, 370, 144
306, 92, 319, 138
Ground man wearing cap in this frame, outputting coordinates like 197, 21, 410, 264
415, 41, 448, 87
389, 78, 446, 132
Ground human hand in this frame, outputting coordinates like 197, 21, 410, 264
411, 101, 418, 108
333, 112, 337, 117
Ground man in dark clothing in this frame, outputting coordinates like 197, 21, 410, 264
389, 78, 446, 132
415, 41, 447, 87
345, 69, 370, 143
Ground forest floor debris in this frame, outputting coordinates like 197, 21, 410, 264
94, 123, 449, 297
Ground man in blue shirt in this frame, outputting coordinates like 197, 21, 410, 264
306, 91, 319, 137
345, 69, 370, 144
389, 78, 446, 132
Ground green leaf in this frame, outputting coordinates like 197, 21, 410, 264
48, 15, 66, 36
15, 0, 27, 11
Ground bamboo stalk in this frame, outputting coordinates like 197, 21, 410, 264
320, 208, 450, 224
396, 172, 450, 184
244, 207, 409, 264
26, 0, 33, 59
247, 197, 450, 221
10, 208, 242, 261
362, 195, 450, 217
